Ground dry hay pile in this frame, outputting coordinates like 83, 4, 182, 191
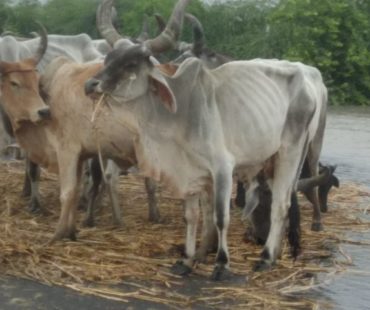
0, 160, 369, 309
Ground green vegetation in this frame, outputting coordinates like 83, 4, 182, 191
0, 0, 369, 105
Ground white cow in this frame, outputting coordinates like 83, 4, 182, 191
85, 16, 327, 280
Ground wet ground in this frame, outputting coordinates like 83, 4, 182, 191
319, 107, 370, 310
0, 106, 369, 309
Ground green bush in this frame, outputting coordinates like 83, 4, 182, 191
0, 0, 369, 105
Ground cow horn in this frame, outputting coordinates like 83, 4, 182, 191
137, 14, 149, 42
144, 0, 191, 54
185, 13, 205, 56
96, 0, 124, 46
154, 14, 167, 34
30, 31, 39, 38
34, 23, 48, 65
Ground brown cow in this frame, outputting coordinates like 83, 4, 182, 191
0, 0, 187, 241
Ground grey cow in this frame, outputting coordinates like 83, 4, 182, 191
174, 14, 329, 233
85, 0, 328, 280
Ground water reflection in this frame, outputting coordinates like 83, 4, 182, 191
321, 107, 370, 186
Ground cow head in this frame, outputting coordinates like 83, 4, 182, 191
85, 0, 190, 113
173, 14, 233, 69
318, 164, 339, 212
0, 25, 50, 131
85, 44, 177, 113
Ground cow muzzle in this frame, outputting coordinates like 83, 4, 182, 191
38, 107, 51, 120
85, 78, 103, 99
28, 107, 51, 124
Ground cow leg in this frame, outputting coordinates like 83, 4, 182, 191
234, 181, 246, 208
288, 191, 301, 259
304, 149, 323, 231
21, 159, 31, 197
104, 160, 123, 227
67, 159, 84, 238
254, 145, 306, 272
195, 191, 218, 263
52, 152, 81, 242
27, 160, 42, 213
171, 194, 200, 276
78, 161, 92, 210
22, 157, 46, 214
211, 165, 233, 281
144, 177, 160, 222
82, 157, 102, 227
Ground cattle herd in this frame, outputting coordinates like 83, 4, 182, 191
0, 0, 341, 281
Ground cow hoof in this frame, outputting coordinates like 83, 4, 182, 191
148, 213, 161, 223
29, 200, 50, 216
311, 222, 323, 232
28, 200, 41, 213
77, 200, 88, 211
112, 218, 124, 228
320, 205, 328, 213
51, 228, 78, 242
170, 260, 192, 276
21, 187, 31, 198
211, 265, 231, 281
253, 260, 272, 272
69, 230, 77, 241
82, 218, 95, 228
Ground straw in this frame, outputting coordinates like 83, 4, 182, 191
0, 160, 369, 309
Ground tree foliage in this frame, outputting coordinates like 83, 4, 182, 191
0, 0, 369, 105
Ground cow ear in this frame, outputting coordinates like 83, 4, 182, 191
149, 69, 177, 113
0, 62, 5, 81
0, 61, 6, 75
333, 176, 340, 188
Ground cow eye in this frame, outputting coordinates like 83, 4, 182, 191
10, 80, 20, 88
125, 61, 138, 69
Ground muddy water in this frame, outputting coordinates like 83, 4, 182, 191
320, 107, 370, 310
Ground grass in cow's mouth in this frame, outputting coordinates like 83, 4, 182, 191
0, 160, 369, 310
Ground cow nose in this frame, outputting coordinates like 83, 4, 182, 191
38, 107, 51, 120
85, 78, 100, 95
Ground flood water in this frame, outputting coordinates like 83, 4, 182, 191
319, 107, 370, 310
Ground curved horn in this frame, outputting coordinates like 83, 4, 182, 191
154, 13, 166, 34
185, 13, 205, 55
34, 23, 48, 65
137, 14, 149, 42
30, 31, 39, 38
2, 30, 17, 36
144, 0, 191, 54
96, 0, 123, 46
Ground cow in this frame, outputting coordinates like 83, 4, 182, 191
0, 0, 188, 242
0, 17, 155, 219
173, 13, 234, 69
242, 163, 339, 246
0, 29, 107, 213
84, 0, 327, 280
174, 14, 329, 232
235, 162, 339, 217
